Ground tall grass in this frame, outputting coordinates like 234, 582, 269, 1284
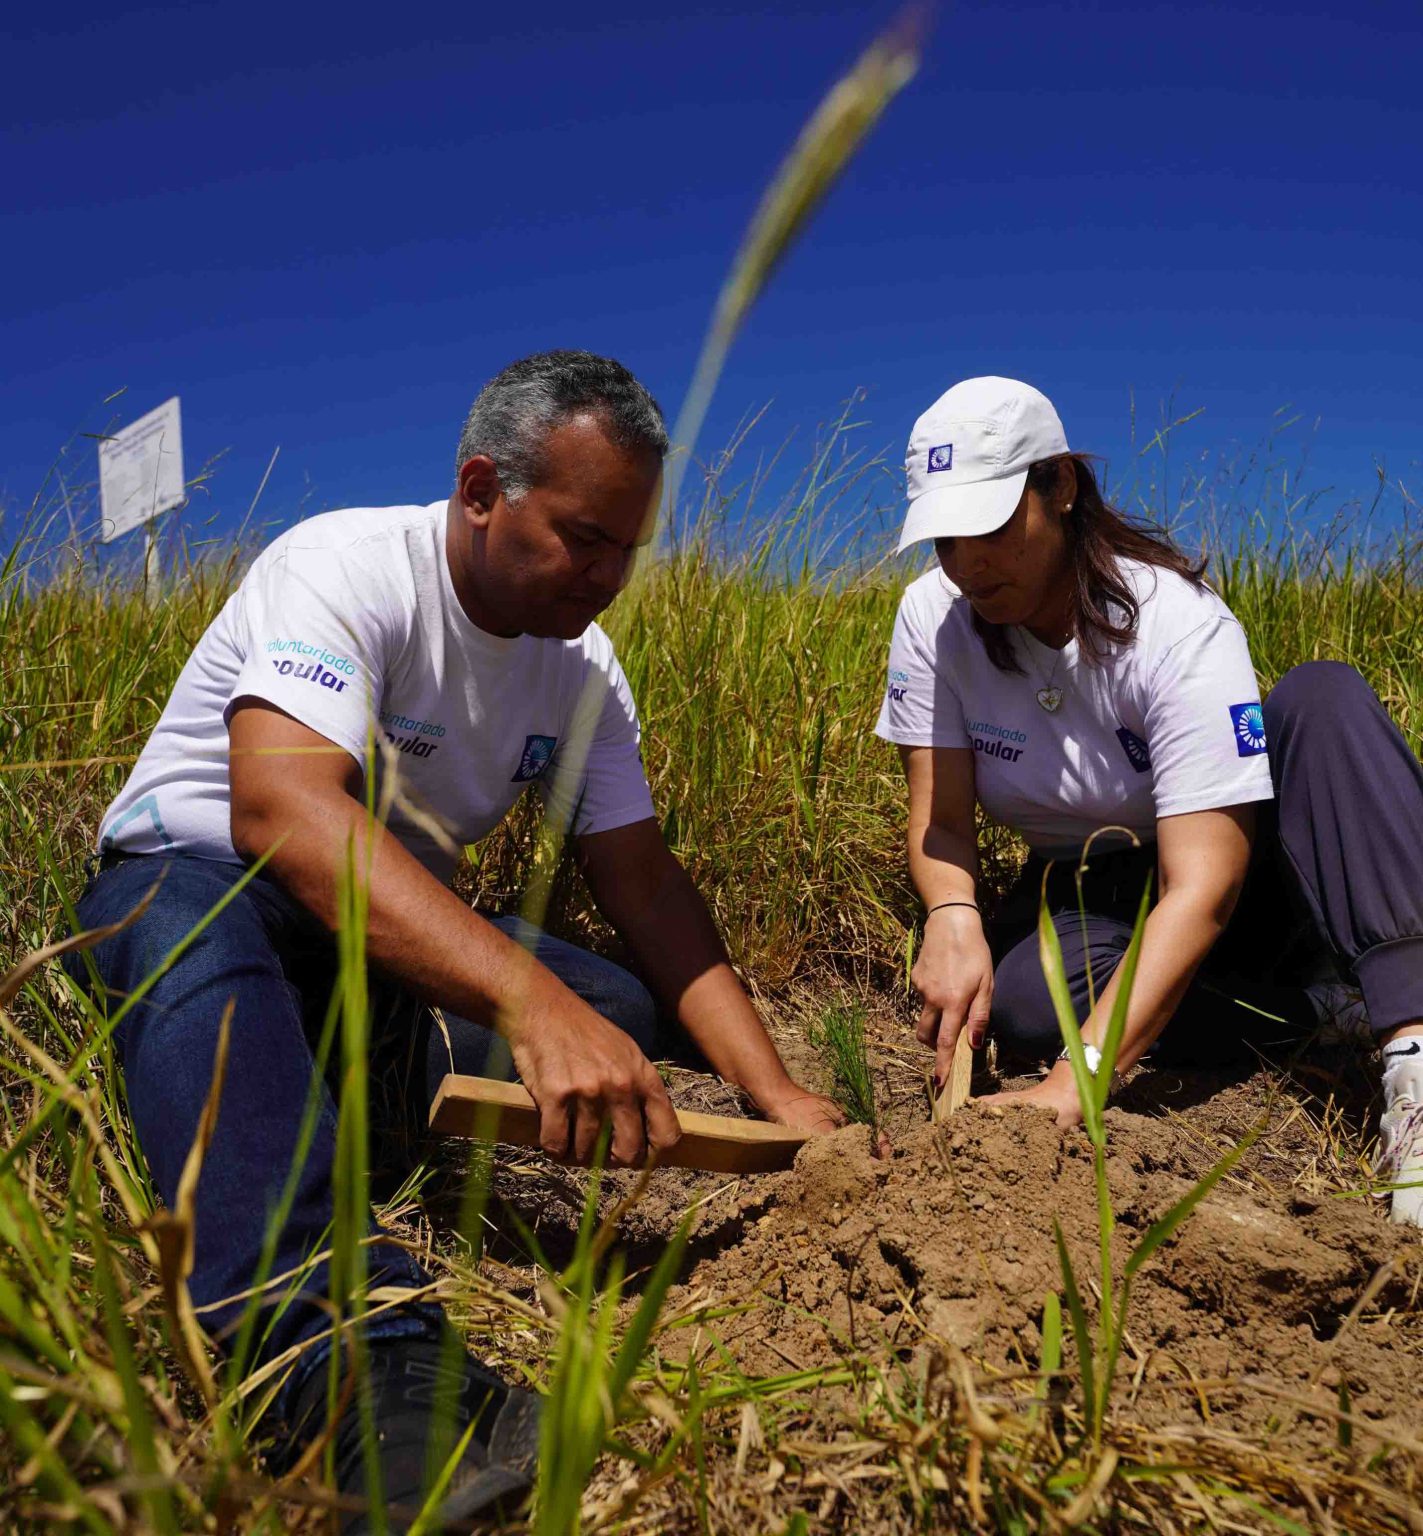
3, 428, 1422, 1528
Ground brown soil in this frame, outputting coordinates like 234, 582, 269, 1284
667, 1108, 1419, 1443
468, 998, 1423, 1466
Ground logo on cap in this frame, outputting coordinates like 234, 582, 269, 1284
927, 444, 954, 473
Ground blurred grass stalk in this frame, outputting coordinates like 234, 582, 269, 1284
521, 28, 924, 1530
662, 12, 922, 529
514, 14, 923, 960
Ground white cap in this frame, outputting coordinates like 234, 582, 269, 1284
897, 376, 1069, 552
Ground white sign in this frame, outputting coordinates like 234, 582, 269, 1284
98, 396, 185, 543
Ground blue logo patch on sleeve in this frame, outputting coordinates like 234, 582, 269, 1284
1114, 726, 1151, 773
1229, 702, 1267, 757
512, 734, 558, 782
927, 444, 954, 473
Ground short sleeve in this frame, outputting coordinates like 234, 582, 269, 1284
223, 545, 396, 764
539, 644, 655, 838
1144, 616, 1276, 820
874, 586, 970, 749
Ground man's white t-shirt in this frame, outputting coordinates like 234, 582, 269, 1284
875, 559, 1275, 856
99, 501, 656, 881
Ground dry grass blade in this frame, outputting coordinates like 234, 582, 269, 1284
1060, 1444, 1119, 1525
0, 1006, 158, 1260
0, 881, 159, 1009
141, 998, 233, 1408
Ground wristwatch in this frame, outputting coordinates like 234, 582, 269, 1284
1058, 1044, 1104, 1075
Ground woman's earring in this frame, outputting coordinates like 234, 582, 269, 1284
1064, 502, 1073, 513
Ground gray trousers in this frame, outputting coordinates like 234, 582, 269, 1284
989, 662, 1423, 1063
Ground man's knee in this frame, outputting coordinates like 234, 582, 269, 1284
493, 916, 659, 1057
1265, 661, 1374, 735
587, 966, 659, 1056
71, 859, 291, 1062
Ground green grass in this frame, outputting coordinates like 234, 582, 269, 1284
3, 431, 1421, 1530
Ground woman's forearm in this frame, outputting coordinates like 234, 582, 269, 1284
1078, 889, 1230, 1073
907, 820, 980, 908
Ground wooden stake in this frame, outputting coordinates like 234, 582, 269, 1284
429, 1073, 809, 1174
932, 1038, 974, 1123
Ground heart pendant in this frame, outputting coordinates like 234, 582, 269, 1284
1036, 687, 1063, 713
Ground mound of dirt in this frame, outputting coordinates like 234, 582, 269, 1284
661, 1102, 1421, 1446
461, 1017, 1421, 1469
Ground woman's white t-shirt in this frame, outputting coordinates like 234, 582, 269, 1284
99, 501, 656, 881
875, 560, 1275, 856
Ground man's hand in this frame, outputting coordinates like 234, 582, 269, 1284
912, 906, 994, 1091
505, 990, 682, 1168
760, 1087, 846, 1136
577, 819, 847, 1131
980, 1066, 1084, 1129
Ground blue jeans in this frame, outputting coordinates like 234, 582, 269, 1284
65, 852, 658, 1404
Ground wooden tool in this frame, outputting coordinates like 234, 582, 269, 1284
931, 1038, 974, 1123
429, 1074, 809, 1174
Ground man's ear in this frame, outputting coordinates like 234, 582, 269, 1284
457, 456, 500, 526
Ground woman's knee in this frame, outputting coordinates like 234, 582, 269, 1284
990, 916, 1131, 1060
1265, 661, 1375, 735
989, 948, 1063, 1058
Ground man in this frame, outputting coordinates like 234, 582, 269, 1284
69, 351, 841, 1529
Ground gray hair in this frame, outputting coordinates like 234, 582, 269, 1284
454, 350, 669, 501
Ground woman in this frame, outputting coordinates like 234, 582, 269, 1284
876, 376, 1423, 1225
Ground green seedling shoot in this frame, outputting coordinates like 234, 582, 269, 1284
1040, 864, 1263, 1447
809, 1002, 877, 1130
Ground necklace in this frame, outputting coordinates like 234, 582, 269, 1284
1020, 628, 1069, 713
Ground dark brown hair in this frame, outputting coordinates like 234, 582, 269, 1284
971, 454, 1208, 673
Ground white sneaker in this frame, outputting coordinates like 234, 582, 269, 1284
1378, 1042, 1423, 1226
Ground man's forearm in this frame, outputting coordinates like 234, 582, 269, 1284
236, 790, 566, 1033
591, 854, 799, 1108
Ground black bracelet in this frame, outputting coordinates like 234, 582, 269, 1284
927, 901, 979, 918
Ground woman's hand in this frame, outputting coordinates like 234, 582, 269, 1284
912, 906, 994, 1090
980, 1066, 1084, 1130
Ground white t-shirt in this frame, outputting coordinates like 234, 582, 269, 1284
99, 501, 656, 881
875, 559, 1274, 856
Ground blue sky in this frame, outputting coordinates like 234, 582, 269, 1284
4, 0, 1420, 557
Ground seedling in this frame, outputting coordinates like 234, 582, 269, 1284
808, 1002, 877, 1131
